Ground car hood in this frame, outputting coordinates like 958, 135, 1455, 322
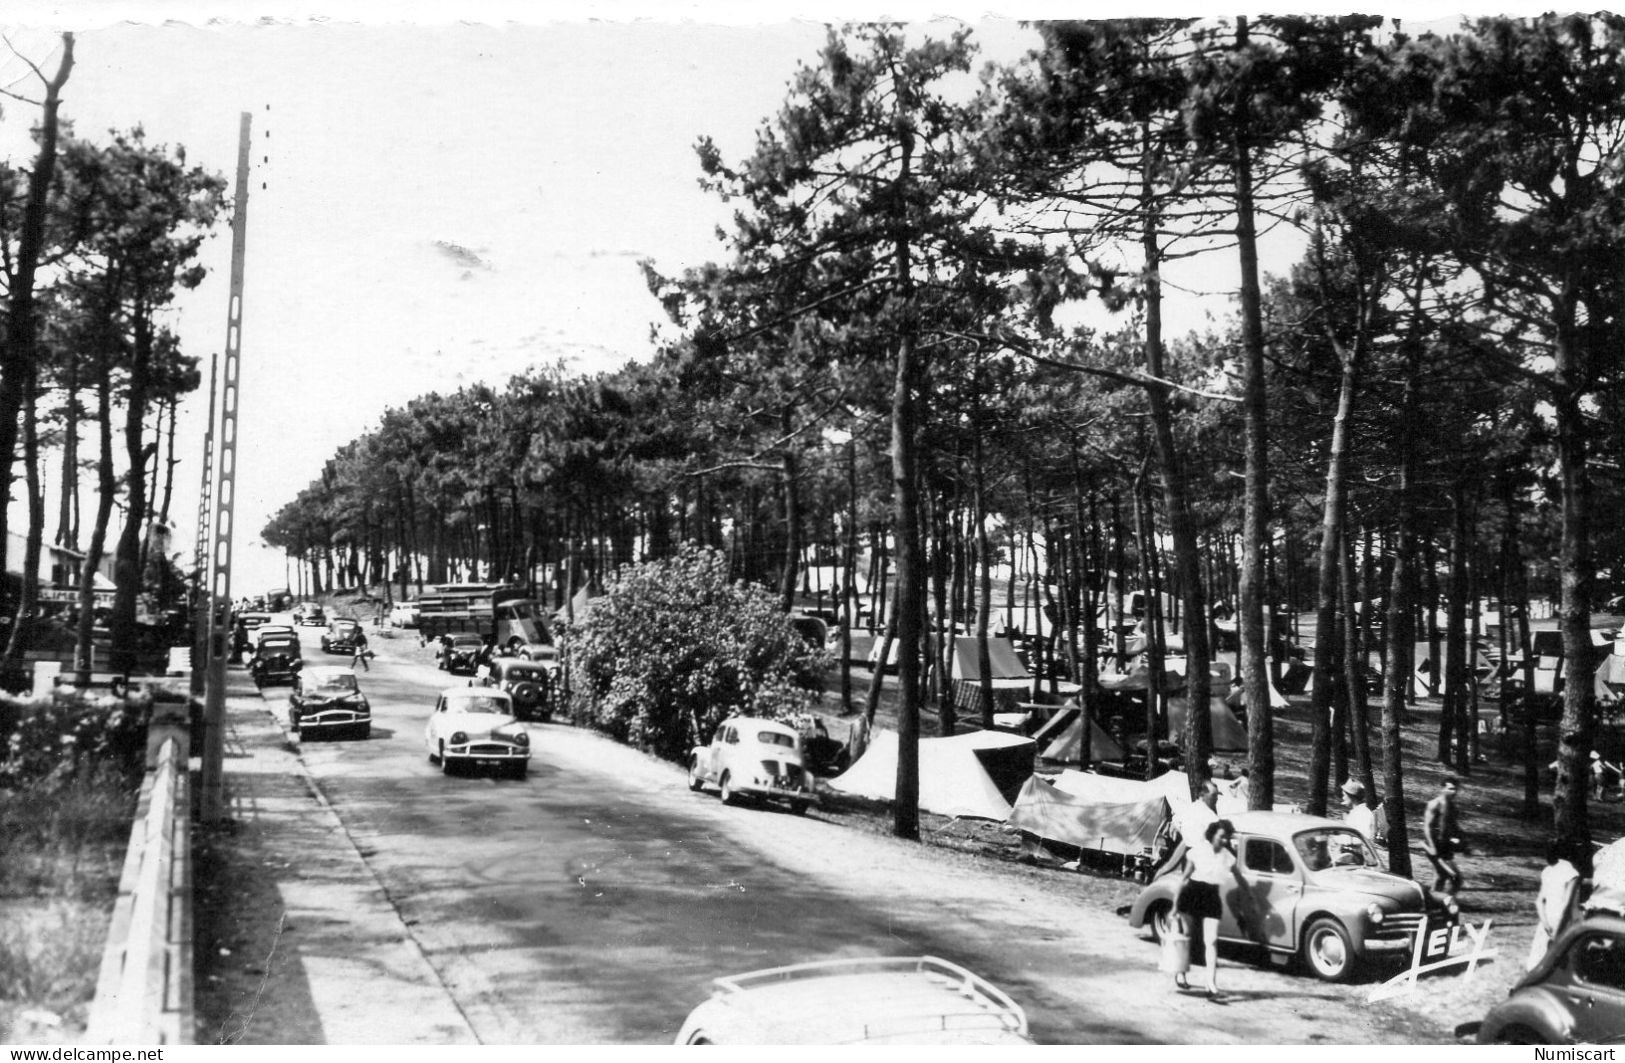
1312, 866, 1431, 906
442, 711, 521, 733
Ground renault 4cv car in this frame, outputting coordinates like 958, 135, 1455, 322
687, 716, 818, 814
249, 634, 303, 688
288, 666, 371, 739
1477, 913, 1625, 1044
482, 657, 554, 722
424, 686, 530, 778
1129, 810, 1458, 982
320, 618, 365, 655
674, 956, 1032, 1044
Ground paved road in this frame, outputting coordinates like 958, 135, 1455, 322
247, 622, 1455, 1045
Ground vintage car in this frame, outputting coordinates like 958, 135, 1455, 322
423, 686, 530, 778
237, 610, 273, 633
688, 716, 818, 814
288, 666, 371, 739
674, 956, 1031, 1045
250, 634, 303, 688
1478, 913, 1625, 1044
1128, 810, 1458, 982
388, 602, 420, 628
482, 657, 555, 722
255, 623, 300, 649
294, 603, 327, 627
320, 618, 365, 655
438, 633, 484, 675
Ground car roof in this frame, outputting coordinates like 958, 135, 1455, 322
258, 636, 298, 648
684, 957, 1029, 1045
331, 618, 361, 627
441, 685, 511, 699
1222, 810, 1346, 836
726, 717, 798, 736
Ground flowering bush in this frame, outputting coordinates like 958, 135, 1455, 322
0, 689, 148, 789
560, 545, 829, 763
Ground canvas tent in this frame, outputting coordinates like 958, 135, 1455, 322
826, 728, 1037, 820
1411, 640, 1497, 698
1169, 695, 1249, 753
1007, 771, 1174, 857
1034, 707, 1128, 764
1595, 646, 1625, 704
950, 636, 1031, 688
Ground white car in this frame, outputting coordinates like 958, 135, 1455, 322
424, 686, 530, 778
675, 956, 1032, 1044
389, 602, 420, 628
688, 716, 817, 813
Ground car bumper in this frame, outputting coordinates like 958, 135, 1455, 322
444, 742, 529, 764
1362, 914, 1456, 959
298, 710, 370, 732
734, 780, 818, 803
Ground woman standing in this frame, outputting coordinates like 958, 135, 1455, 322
1173, 818, 1237, 998
1527, 841, 1582, 971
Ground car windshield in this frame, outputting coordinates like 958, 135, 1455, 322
1294, 828, 1378, 871
451, 638, 481, 648
505, 666, 543, 680
446, 695, 508, 715
333, 621, 358, 631
309, 674, 358, 695
260, 639, 297, 652
756, 730, 796, 748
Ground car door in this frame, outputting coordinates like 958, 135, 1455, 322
705, 724, 735, 782
1228, 835, 1302, 950
1563, 930, 1625, 1044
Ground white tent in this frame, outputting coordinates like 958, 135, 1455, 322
1169, 695, 1250, 753
950, 635, 1030, 688
1007, 772, 1173, 857
1035, 708, 1128, 764
826, 728, 1036, 820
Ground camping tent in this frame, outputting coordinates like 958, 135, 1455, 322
826, 728, 1037, 820
1034, 708, 1128, 764
1595, 648, 1625, 704
1411, 640, 1497, 698
1168, 695, 1249, 753
1007, 771, 1174, 857
950, 636, 1031, 688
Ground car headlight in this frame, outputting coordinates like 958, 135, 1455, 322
1445, 896, 1460, 916
512, 732, 529, 747
1366, 903, 1385, 925
451, 731, 468, 745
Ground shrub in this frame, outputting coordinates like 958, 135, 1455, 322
560, 544, 829, 763
0, 689, 149, 790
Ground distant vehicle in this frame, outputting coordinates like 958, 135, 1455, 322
424, 686, 529, 778
1129, 811, 1459, 982
439, 633, 484, 675
320, 618, 365, 655
294, 603, 327, 627
288, 666, 370, 739
238, 611, 273, 632
266, 588, 293, 611
415, 582, 554, 657
483, 657, 554, 722
688, 716, 817, 814
250, 634, 303, 688
1478, 913, 1625, 1044
388, 601, 420, 629
255, 623, 300, 648
674, 956, 1032, 1045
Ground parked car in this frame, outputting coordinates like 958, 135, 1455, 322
294, 603, 327, 627
250, 634, 303, 688
388, 601, 420, 628
423, 686, 529, 778
237, 610, 273, 633
321, 618, 365, 655
674, 956, 1031, 1044
482, 657, 555, 722
1478, 913, 1625, 1044
688, 716, 818, 814
288, 666, 370, 739
255, 623, 300, 649
439, 633, 484, 675
1128, 811, 1459, 982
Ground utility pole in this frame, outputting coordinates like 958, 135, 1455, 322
190, 353, 217, 698
201, 112, 252, 824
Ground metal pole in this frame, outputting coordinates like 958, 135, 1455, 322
190, 353, 217, 698
201, 112, 251, 824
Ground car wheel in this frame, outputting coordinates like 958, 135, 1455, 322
427, 744, 439, 765
719, 772, 740, 806
509, 762, 527, 781
1490, 1025, 1546, 1045
289, 714, 300, 737
357, 723, 371, 740
790, 800, 809, 816
440, 741, 455, 775
1148, 901, 1177, 943
1301, 917, 1356, 982
688, 758, 706, 792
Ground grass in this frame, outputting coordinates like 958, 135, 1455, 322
0, 765, 137, 1041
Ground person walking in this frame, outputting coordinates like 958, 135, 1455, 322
351, 628, 371, 672
1422, 777, 1466, 896
1172, 819, 1238, 998
1340, 778, 1385, 847
1527, 841, 1582, 971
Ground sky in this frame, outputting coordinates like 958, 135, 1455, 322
0, 2, 1488, 596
